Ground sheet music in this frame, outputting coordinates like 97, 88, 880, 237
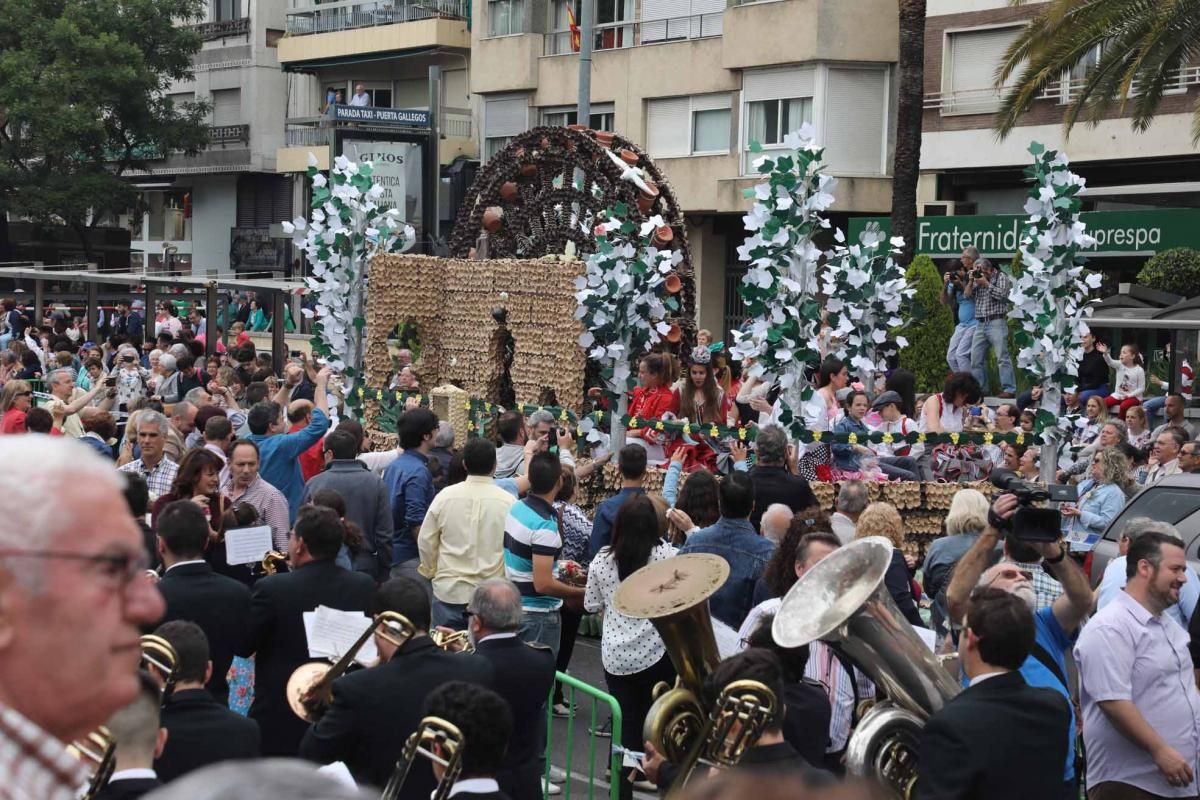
317, 761, 358, 790
713, 619, 742, 659
223, 525, 273, 565
305, 605, 378, 666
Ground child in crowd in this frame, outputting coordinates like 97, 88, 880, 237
866, 390, 922, 481
1099, 342, 1145, 415
1019, 409, 1036, 433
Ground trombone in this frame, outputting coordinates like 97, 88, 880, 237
286, 611, 417, 721
68, 728, 115, 800
381, 716, 465, 800
140, 634, 179, 705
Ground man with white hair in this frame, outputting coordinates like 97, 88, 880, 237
945, 494, 1093, 796
0, 436, 165, 799
119, 410, 180, 498
759, 503, 793, 544
45, 366, 114, 438
830, 480, 868, 545
156, 353, 181, 404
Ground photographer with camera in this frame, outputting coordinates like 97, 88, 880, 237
946, 492, 1093, 798
968, 258, 1017, 399
942, 248, 980, 375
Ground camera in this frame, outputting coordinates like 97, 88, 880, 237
989, 470, 1077, 542
971, 269, 983, 280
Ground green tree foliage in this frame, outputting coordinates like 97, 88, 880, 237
0, 0, 211, 251
1137, 248, 1200, 299
896, 254, 953, 393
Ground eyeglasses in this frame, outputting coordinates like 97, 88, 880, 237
0, 548, 152, 588
991, 568, 1034, 583
15, 391, 31, 397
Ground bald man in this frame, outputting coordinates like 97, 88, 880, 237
287, 399, 324, 483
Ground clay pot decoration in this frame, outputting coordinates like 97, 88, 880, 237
482, 206, 504, 233
594, 131, 615, 147
637, 194, 654, 214
567, 123, 589, 132
519, 163, 537, 178
665, 323, 682, 343
500, 182, 519, 202
664, 272, 682, 294
652, 225, 673, 248
619, 149, 639, 166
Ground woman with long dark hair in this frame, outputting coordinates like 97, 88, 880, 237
584, 495, 676, 795
669, 346, 731, 471
150, 448, 248, 582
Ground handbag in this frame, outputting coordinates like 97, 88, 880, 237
930, 443, 992, 483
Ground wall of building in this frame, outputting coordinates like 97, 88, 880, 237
186, 174, 240, 275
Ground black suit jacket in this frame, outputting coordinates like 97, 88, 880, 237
748, 466, 818, 529
156, 688, 261, 782
299, 636, 494, 796
237, 559, 377, 756
781, 679, 832, 768
154, 562, 252, 705
93, 778, 162, 800
474, 635, 556, 800
914, 671, 1070, 800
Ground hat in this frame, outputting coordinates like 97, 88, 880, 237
871, 390, 903, 411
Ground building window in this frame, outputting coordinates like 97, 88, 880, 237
488, 0, 525, 36
349, 82, 393, 108
213, 0, 239, 21
646, 94, 731, 158
641, 0, 722, 43
746, 97, 812, 146
484, 95, 529, 161
546, 0, 632, 55
540, 103, 615, 131
210, 88, 241, 126
942, 25, 1022, 114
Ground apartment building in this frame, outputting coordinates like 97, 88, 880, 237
470, 0, 899, 338
121, 0, 292, 276
913, 0, 1200, 278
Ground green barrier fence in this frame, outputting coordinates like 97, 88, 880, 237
544, 671, 623, 800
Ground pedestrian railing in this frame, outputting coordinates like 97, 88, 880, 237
544, 671, 623, 800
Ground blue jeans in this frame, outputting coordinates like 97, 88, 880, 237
432, 597, 469, 630
971, 318, 1016, 393
946, 322, 976, 374
1141, 395, 1165, 428
518, 609, 562, 660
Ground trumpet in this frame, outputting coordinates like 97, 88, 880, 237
140, 634, 179, 705
258, 550, 288, 576
286, 611, 417, 721
430, 629, 474, 653
68, 728, 115, 800
381, 716, 465, 800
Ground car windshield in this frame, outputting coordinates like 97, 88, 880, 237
1105, 488, 1200, 542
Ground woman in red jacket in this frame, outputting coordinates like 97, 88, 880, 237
627, 353, 679, 463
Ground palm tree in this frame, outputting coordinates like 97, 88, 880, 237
891, 0, 926, 268
995, 0, 1200, 143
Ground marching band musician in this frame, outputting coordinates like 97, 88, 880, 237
92, 672, 168, 800
421, 681, 516, 800
235, 505, 376, 757
298, 577, 493, 796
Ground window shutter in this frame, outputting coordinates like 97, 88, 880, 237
641, 0, 690, 42
688, 0, 722, 38
645, 97, 690, 158
485, 96, 529, 138
211, 89, 241, 126
946, 26, 1020, 112
743, 67, 815, 102
823, 67, 887, 175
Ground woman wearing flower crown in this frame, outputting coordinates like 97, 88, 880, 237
664, 345, 732, 472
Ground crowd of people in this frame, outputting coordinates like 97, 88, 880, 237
0, 291, 1199, 800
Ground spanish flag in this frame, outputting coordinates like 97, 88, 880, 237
566, 2, 581, 51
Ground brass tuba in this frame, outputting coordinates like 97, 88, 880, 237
773, 536, 960, 800
612, 554, 732, 791
258, 550, 288, 576
380, 716, 465, 800
286, 610, 417, 721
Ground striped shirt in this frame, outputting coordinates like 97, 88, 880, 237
0, 704, 88, 800
119, 456, 179, 500
503, 494, 563, 612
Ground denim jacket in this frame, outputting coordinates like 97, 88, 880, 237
679, 517, 776, 629
832, 416, 869, 472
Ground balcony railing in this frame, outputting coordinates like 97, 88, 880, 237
210, 124, 250, 145
543, 13, 721, 56
286, 0, 468, 35
284, 108, 472, 146
189, 17, 251, 41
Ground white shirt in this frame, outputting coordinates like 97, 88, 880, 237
968, 671, 1007, 687
450, 778, 501, 797
109, 769, 158, 782
349, 92, 370, 107
830, 513, 856, 545
584, 541, 676, 675
165, 559, 207, 572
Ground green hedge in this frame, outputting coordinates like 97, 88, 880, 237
1137, 248, 1200, 298
897, 254, 954, 393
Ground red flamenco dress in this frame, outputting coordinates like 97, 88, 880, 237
627, 385, 679, 461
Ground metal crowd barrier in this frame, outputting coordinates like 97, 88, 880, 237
544, 671, 623, 800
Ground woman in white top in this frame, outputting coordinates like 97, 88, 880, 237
1098, 341, 1146, 415
584, 494, 677, 788
919, 371, 982, 433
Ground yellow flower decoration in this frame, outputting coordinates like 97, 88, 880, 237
738, 426, 748, 441
950, 432, 960, 445
463, 400, 472, 410
395, 391, 403, 402
417, 395, 424, 405
848, 432, 858, 445
559, 409, 569, 421
710, 424, 720, 438
375, 389, 383, 401
655, 421, 665, 431
917, 432, 926, 444
882, 432, 894, 444
983, 432, 994, 445
629, 417, 639, 430
576, 425, 584, 437
812, 431, 823, 442
467, 420, 476, 432
683, 422, 692, 435
1016, 432, 1025, 446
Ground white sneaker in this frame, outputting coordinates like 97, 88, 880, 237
548, 766, 568, 782
543, 781, 562, 796
552, 702, 572, 718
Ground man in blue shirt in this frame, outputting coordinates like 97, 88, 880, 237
383, 407, 439, 568
589, 444, 647, 558
942, 249, 978, 375
1095, 519, 1200, 630
245, 366, 332, 523
679, 472, 775, 630
946, 493, 1094, 798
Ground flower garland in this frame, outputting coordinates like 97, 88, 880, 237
729, 124, 835, 437
574, 203, 683, 443
822, 224, 914, 390
283, 153, 416, 413
1008, 142, 1101, 422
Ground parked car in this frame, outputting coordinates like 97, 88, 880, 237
1088, 473, 1200, 585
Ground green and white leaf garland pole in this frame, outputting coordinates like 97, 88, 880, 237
728, 124, 836, 438
283, 153, 416, 416
574, 205, 684, 449
1007, 142, 1101, 480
